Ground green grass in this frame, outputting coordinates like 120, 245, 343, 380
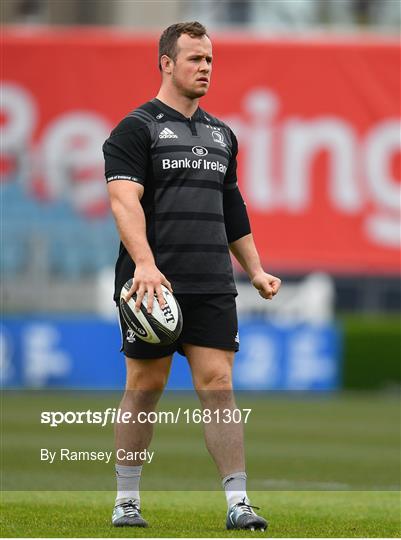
1, 391, 400, 536
1, 490, 400, 537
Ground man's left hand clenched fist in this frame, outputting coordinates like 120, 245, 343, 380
251, 272, 281, 300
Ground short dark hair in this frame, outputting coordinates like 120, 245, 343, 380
158, 21, 208, 71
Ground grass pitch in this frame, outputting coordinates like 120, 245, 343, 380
1, 391, 400, 536
1, 490, 400, 537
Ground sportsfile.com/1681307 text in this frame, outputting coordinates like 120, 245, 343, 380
40, 408, 252, 427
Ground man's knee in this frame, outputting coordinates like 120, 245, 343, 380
126, 371, 168, 391
186, 346, 234, 391
194, 370, 233, 391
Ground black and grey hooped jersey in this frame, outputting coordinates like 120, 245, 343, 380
103, 98, 240, 298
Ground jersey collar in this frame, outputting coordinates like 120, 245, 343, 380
152, 98, 203, 122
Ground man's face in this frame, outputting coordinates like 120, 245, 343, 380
170, 34, 213, 99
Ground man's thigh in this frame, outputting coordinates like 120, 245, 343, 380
124, 355, 174, 391
117, 293, 238, 390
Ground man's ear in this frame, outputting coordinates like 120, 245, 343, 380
160, 55, 173, 74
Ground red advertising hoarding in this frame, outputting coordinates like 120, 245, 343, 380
2, 29, 400, 273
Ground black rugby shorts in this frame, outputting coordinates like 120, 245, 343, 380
118, 294, 239, 360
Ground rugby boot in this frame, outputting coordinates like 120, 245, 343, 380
226, 498, 268, 531
111, 499, 148, 527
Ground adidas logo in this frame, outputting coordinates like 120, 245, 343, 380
159, 127, 178, 139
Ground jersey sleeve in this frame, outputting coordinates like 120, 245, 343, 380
103, 117, 150, 185
223, 129, 251, 243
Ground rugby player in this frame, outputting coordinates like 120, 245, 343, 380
103, 21, 281, 531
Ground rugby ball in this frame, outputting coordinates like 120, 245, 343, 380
120, 280, 182, 345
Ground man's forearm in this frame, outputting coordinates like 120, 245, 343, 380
229, 233, 263, 280
110, 197, 155, 266
108, 182, 172, 308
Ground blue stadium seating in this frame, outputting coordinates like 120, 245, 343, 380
3, 182, 119, 279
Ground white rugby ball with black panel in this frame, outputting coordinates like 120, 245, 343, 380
120, 280, 183, 345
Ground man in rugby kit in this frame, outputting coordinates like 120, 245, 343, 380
103, 21, 281, 531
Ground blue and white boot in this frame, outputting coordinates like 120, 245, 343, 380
226, 498, 268, 531
111, 500, 148, 527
